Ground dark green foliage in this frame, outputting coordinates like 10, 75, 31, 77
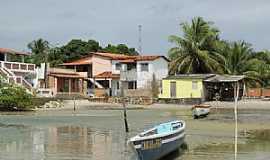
0, 85, 33, 111
169, 17, 224, 74
27, 39, 139, 66
60, 39, 101, 61
169, 17, 270, 87
102, 44, 138, 56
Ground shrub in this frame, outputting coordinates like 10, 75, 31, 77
0, 85, 33, 111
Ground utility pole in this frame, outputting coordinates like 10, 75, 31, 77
44, 49, 49, 88
138, 25, 142, 54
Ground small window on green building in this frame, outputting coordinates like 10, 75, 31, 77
192, 81, 198, 90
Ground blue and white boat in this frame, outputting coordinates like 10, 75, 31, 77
129, 120, 186, 160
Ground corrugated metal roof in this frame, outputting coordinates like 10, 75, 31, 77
204, 75, 245, 82
164, 74, 215, 80
164, 74, 245, 82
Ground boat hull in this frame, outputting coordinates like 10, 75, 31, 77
132, 131, 185, 160
192, 107, 210, 118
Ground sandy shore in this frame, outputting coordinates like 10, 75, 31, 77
35, 99, 270, 111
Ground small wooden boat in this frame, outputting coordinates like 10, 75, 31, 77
129, 120, 186, 160
192, 104, 210, 119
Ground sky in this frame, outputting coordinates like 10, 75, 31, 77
1, 0, 270, 55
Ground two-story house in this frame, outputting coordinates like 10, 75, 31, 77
0, 48, 36, 92
60, 52, 169, 97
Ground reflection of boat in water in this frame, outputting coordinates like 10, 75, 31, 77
129, 120, 186, 160
192, 104, 211, 119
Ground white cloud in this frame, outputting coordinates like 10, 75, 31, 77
0, 0, 270, 53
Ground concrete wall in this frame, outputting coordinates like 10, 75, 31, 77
92, 55, 112, 76
159, 79, 204, 99
247, 88, 270, 97
136, 58, 168, 88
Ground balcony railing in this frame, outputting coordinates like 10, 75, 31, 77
120, 69, 137, 81
0, 61, 35, 72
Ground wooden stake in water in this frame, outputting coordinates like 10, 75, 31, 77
121, 82, 129, 133
234, 82, 239, 160
73, 97, 76, 111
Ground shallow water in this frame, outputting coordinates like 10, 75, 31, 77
0, 108, 269, 160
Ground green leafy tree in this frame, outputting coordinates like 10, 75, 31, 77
102, 44, 138, 55
168, 17, 225, 74
48, 47, 65, 67
61, 39, 101, 61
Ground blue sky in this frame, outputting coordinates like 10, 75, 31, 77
1, 0, 269, 55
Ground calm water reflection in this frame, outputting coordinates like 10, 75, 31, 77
0, 109, 269, 160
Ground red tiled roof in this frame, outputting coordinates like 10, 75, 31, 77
93, 52, 132, 60
94, 71, 120, 79
134, 55, 169, 61
93, 52, 169, 61
0, 48, 29, 55
61, 56, 93, 66
60, 52, 169, 66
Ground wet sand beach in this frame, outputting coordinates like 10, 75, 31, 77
0, 99, 269, 160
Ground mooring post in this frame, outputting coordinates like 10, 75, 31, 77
234, 82, 239, 160
121, 81, 129, 132
73, 96, 76, 111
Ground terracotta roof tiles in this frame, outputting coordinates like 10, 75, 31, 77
94, 71, 120, 79
0, 48, 30, 55
61, 52, 169, 66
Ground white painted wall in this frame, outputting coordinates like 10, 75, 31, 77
136, 58, 168, 88
111, 60, 122, 74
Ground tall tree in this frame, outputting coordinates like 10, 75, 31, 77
168, 17, 224, 74
27, 38, 50, 66
61, 39, 101, 61
221, 41, 263, 85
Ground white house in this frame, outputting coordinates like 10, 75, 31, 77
111, 55, 169, 96
0, 48, 36, 92
58, 52, 169, 97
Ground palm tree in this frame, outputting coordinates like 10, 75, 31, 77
168, 17, 225, 74
252, 50, 270, 87
27, 38, 50, 66
28, 38, 50, 88
221, 41, 262, 86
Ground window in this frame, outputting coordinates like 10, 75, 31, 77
128, 81, 137, 89
141, 63, 149, 72
115, 63, 121, 70
192, 81, 198, 90
127, 64, 136, 71
117, 81, 120, 89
